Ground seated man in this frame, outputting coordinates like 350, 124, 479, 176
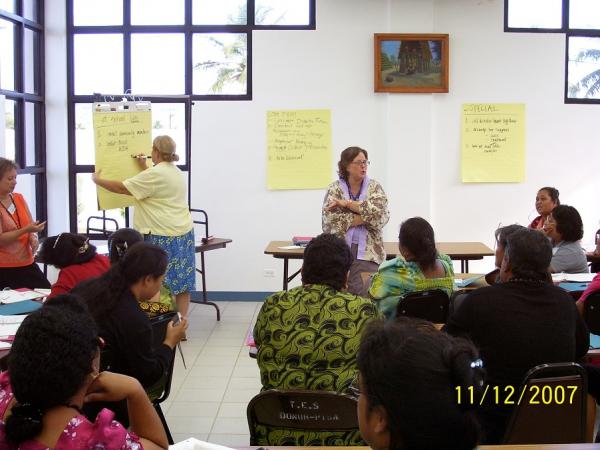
253, 233, 379, 445
444, 228, 589, 444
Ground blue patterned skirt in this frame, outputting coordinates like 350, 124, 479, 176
145, 229, 196, 295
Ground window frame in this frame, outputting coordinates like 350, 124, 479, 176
0, 1, 47, 228
66, 0, 315, 235
504, 0, 600, 104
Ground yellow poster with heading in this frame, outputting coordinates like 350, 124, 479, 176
267, 109, 332, 190
93, 102, 152, 209
461, 103, 525, 183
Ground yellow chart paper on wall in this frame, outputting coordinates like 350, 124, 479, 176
93, 102, 152, 209
461, 103, 525, 183
267, 109, 332, 190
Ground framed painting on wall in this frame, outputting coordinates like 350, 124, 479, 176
374, 33, 449, 93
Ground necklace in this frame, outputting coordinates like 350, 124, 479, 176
346, 179, 363, 201
64, 403, 84, 414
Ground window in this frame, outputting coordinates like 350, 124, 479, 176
505, 0, 600, 104
67, 0, 315, 233
0, 1, 46, 225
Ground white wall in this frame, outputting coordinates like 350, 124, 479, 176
45, 0, 600, 292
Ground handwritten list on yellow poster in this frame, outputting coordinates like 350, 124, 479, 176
461, 103, 525, 183
93, 106, 152, 209
267, 110, 332, 190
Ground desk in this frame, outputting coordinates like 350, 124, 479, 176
192, 238, 232, 321
265, 241, 494, 290
239, 444, 600, 450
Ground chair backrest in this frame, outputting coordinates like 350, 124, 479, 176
149, 312, 177, 404
583, 292, 600, 335
190, 208, 209, 240
247, 390, 359, 445
503, 362, 587, 444
396, 289, 449, 323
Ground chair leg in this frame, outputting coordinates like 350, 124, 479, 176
154, 403, 174, 445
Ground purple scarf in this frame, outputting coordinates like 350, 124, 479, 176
339, 176, 370, 260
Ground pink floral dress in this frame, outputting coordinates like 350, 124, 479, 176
0, 372, 142, 450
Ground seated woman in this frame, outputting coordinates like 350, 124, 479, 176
253, 233, 379, 445
108, 228, 175, 317
543, 204, 589, 273
72, 242, 187, 390
485, 224, 524, 285
576, 272, 600, 315
368, 217, 454, 319
356, 318, 482, 450
37, 232, 110, 298
0, 295, 167, 450
529, 186, 559, 230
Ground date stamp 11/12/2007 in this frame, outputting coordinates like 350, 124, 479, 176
456, 385, 579, 406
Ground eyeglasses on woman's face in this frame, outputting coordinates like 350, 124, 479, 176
351, 160, 370, 167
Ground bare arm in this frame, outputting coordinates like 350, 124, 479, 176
0, 221, 45, 246
92, 171, 132, 196
85, 372, 168, 450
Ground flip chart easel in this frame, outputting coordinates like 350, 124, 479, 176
93, 99, 152, 210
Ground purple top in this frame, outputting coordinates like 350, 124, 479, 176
339, 176, 370, 261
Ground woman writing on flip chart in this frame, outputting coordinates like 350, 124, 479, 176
322, 146, 389, 295
92, 135, 195, 319
0, 157, 49, 289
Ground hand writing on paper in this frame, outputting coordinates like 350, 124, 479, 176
133, 154, 148, 170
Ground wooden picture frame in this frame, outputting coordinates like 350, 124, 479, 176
374, 33, 449, 93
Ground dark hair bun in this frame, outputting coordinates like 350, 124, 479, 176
5, 403, 44, 443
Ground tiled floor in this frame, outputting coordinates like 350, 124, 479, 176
163, 301, 263, 446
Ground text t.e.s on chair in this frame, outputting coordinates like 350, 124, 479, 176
395, 289, 450, 324
247, 390, 360, 446
503, 362, 587, 444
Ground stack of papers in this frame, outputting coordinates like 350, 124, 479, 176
551, 273, 596, 283
169, 439, 235, 450
0, 289, 45, 304
454, 275, 484, 288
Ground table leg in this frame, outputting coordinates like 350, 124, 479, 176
192, 251, 221, 321
464, 260, 469, 273
283, 258, 289, 291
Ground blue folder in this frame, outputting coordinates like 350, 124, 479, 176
0, 300, 42, 315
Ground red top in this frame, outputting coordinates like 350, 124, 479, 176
48, 254, 110, 298
579, 272, 600, 304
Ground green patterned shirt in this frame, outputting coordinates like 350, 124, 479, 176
253, 284, 379, 445
369, 253, 455, 319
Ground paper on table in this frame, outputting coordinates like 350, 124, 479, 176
0, 342, 11, 350
169, 438, 236, 450
552, 273, 595, 283
0, 290, 43, 304
0, 314, 27, 336
278, 245, 303, 250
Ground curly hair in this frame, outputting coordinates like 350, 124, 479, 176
357, 318, 482, 450
301, 233, 353, 291
399, 217, 438, 270
107, 228, 143, 264
5, 295, 98, 444
337, 146, 368, 181
504, 228, 552, 281
551, 204, 584, 242
36, 233, 97, 268
72, 242, 167, 322
0, 157, 19, 180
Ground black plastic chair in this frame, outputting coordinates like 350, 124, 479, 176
583, 292, 600, 335
503, 362, 587, 444
395, 289, 450, 323
149, 312, 178, 445
247, 389, 359, 446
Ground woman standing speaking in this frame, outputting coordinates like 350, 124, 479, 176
92, 135, 195, 318
323, 146, 389, 295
